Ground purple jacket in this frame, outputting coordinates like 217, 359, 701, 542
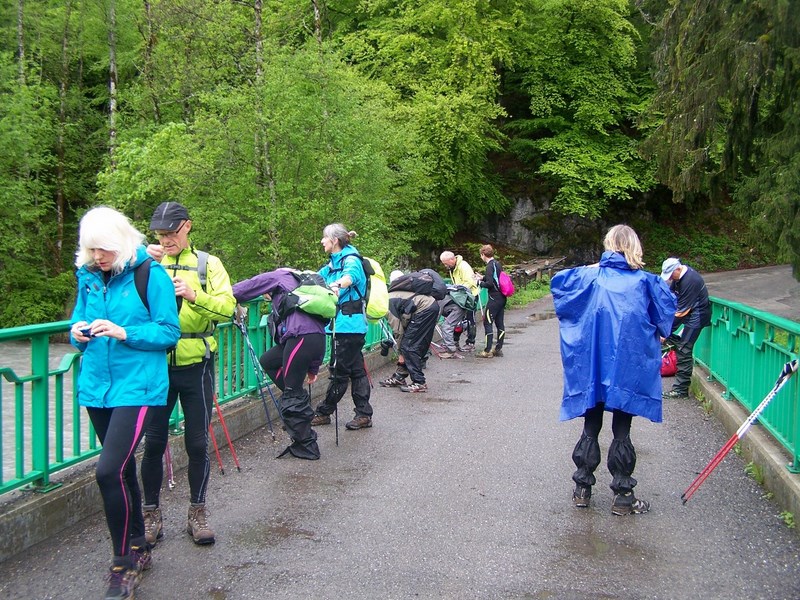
233, 269, 326, 372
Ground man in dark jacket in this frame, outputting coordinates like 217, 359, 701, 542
379, 270, 440, 393
661, 258, 712, 399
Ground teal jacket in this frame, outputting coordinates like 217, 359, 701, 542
70, 246, 181, 408
319, 244, 368, 335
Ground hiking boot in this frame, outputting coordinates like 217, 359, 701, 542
311, 413, 331, 426
611, 492, 650, 516
187, 503, 215, 545
345, 416, 372, 430
463, 343, 475, 352
379, 374, 407, 387
573, 485, 591, 508
130, 544, 152, 585
439, 352, 463, 359
492, 348, 504, 357
476, 350, 494, 358
663, 389, 689, 399
104, 565, 136, 600
143, 504, 162, 545
400, 382, 428, 393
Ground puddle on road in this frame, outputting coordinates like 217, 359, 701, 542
233, 516, 317, 547
528, 310, 557, 322
563, 530, 643, 561
207, 586, 229, 600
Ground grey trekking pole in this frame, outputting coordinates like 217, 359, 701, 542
235, 314, 281, 441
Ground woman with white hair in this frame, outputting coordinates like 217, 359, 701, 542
551, 224, 675, 516
69, 206, 180, 600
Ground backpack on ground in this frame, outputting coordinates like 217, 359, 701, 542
498, 270, 515, 297
277, 271, 338, 322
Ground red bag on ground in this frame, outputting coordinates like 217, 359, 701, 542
661, 349, 677, 376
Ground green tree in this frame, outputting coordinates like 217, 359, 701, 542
645, 0, 800, 276
505, 0, 654, 218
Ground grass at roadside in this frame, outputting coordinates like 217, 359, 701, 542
507, 276, 551, 308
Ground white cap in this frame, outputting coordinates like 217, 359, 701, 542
660, 257, 681, 281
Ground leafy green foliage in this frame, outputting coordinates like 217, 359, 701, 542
506, 0, 654, 218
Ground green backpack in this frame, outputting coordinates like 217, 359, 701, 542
276, 271, 338, 322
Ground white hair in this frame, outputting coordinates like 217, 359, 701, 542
75, 206, 145, 273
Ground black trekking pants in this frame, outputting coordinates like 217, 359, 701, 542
668, 326, 704, 395
260, 333, 326, 460
482, 293, 506, 352
142, 358, 214, 506
87, 406, 152, 560
572, 404, 638, 495
400, 305, 440, 385
318, 333, 373, 418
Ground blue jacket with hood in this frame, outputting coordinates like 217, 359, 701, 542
551, 251, 676, 423
318, 244, 368, 335
70, 246, 181, 408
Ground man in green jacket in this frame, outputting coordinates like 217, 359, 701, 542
439, 251, 480, 355
140, 201, 236, 546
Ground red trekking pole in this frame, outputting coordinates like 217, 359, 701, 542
681, 359, 798, 504
213, 395, 241, 472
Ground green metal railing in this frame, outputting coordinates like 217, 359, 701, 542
694, 297, 800, 472
0, 301, 387, 496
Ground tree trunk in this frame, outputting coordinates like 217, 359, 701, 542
312, 0, 323, 44
107, 0, 118, 163
253, 0, 281, 263
55, 0, 74, 267
141, 0, 160, 122
16, 0, 25, 85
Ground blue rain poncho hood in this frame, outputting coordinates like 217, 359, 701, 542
551, 252, 676, 423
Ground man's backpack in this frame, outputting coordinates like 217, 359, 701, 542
419, 268, 448, 300
388, 270, 448, 301
498, 270, 515, 297
277, 271, 338, 322
166, 250, 209, 292
134, 258, 154, 312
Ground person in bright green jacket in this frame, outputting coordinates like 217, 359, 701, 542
140, 201, 236, 547
70, 206, 180, 600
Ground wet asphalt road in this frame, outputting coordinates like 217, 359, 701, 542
1, 267, 799, 600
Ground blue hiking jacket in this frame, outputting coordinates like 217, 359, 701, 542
70, 246, 181, 408
551, 251, 676, 423
319, 245, 368, 335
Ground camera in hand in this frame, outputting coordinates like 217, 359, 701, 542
379, 339, 395, 356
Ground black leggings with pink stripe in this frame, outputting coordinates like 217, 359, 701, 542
87, 406, 152, 559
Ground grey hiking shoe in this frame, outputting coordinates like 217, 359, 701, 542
400, 382, 428, 393
380, 374, 407, 387
611, 492, 650, 515
187, 503, 215, 544
663, 389, 689, 399
143, 504, 162, 545
573, 485, 591, 508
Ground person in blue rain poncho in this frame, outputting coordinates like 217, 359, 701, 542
551, 225, 676, 516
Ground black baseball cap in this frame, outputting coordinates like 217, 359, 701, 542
149, 202, 190, 231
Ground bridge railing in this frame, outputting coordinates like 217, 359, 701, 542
0, 301, 386, 497
694, 297, 800, 472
